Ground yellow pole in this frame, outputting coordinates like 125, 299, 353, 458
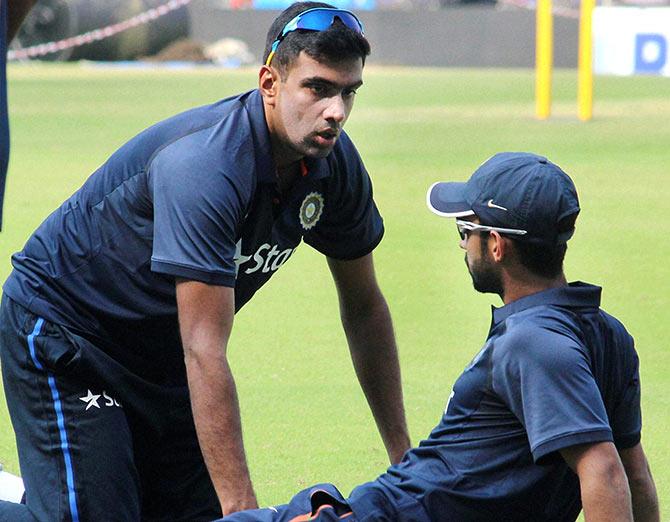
535, 0, 553, 120
578, 0, 596, 121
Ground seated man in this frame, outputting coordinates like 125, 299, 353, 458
219, 153, 659, 522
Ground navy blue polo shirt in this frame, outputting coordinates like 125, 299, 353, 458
1, 0, 8, 231
348, 282, 641, 521
3, 89, 383, 374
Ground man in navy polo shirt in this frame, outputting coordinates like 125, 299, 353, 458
221, 153, 658, 522
0, 3, 411, 520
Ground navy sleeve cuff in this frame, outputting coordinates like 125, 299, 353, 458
614, 432, 641, 450
151, 259, 236, 286
532, 429, 613, 464
312, 227, 384, 261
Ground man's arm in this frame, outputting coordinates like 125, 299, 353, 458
618, 443, 659, 522
7, 0, 36, 42
327, 253, 410, 464
176, 279, 258, 516
560, 441, 633, 522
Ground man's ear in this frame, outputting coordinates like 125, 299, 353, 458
259, 65, 280, 106
488, 231, 508, 263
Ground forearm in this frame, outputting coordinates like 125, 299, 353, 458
341, 295, 410, 463
628, 465, 659, 522
630, 479, 659, 522
185, 344, 257, 515
580, 464, 633, 522
620, 444, 659, 522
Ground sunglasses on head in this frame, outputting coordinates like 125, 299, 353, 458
266, 7, 365, 66
455, 219, 528, 240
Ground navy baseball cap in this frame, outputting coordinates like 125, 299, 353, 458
427, 152, 580, 245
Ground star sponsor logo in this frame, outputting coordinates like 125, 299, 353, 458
299, 192, 324, 230
79, 390, 100, 410
234, 239, 252, 277
79, 389, 122, 411
234, 241, 296, 277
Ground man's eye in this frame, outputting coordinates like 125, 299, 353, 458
310, 84, 327, 96
343, 89, 357, 98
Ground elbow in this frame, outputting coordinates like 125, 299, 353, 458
183, 344, 206, 373
341, 291, 389, 324
579, 451, 631, 499
182, 339, 227, 370
183, 343, 200, 365
604, 457, 632, 493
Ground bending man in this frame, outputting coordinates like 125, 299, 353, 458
0, 3, 410, 520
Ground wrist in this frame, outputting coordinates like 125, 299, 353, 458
387, 433, 411, 464
219, 489, 258, 516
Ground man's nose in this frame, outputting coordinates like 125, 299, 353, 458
323, 95, 346, 123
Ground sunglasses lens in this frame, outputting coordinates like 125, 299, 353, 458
333, 12, 364, 33
295, 10, 363, 34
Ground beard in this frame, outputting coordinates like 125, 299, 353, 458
465, 238, 504, 296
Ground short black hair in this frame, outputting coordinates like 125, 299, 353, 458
263, 1, 370, 76
511, 213, 578, 279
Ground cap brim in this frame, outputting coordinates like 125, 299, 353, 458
426, 182, 476, 218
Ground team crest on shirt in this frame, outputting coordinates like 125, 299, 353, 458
299, 192, 324, 230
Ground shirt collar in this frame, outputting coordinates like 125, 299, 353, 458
491, 281, 602, 326
243, 89, 332, 184
302, 155, 331, 181
243, 90, 275, 184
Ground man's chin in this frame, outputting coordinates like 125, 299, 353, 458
302, 144, 335, 159
471, 274, 503, 296
467, 262, 503, 296
302, 136, 339, 157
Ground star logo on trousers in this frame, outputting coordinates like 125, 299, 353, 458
79, 389, 101, 410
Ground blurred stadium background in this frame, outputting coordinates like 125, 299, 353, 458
8, 0, 670, 71
3, 0, 670, 519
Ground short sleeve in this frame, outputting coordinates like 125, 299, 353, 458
492, 325, 613, 464
149, 143, 247, 286
304, 134, 384, 260
609, 338, 641, 449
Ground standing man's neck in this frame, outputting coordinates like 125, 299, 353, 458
269, 134, 302, 169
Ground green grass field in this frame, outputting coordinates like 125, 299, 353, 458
1, 64, 669, 516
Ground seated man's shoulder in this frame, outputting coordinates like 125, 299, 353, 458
599, 307, 634, 340
500, 308, 573, 342
493, 312, 584, 367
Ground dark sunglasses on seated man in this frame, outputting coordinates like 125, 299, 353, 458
455, 219, 528, 240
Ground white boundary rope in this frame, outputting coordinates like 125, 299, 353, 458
8, 0, 193, 60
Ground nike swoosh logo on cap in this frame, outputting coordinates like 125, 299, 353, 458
487, 199, 508, 211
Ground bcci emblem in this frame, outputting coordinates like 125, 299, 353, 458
299, 192, 324, 230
